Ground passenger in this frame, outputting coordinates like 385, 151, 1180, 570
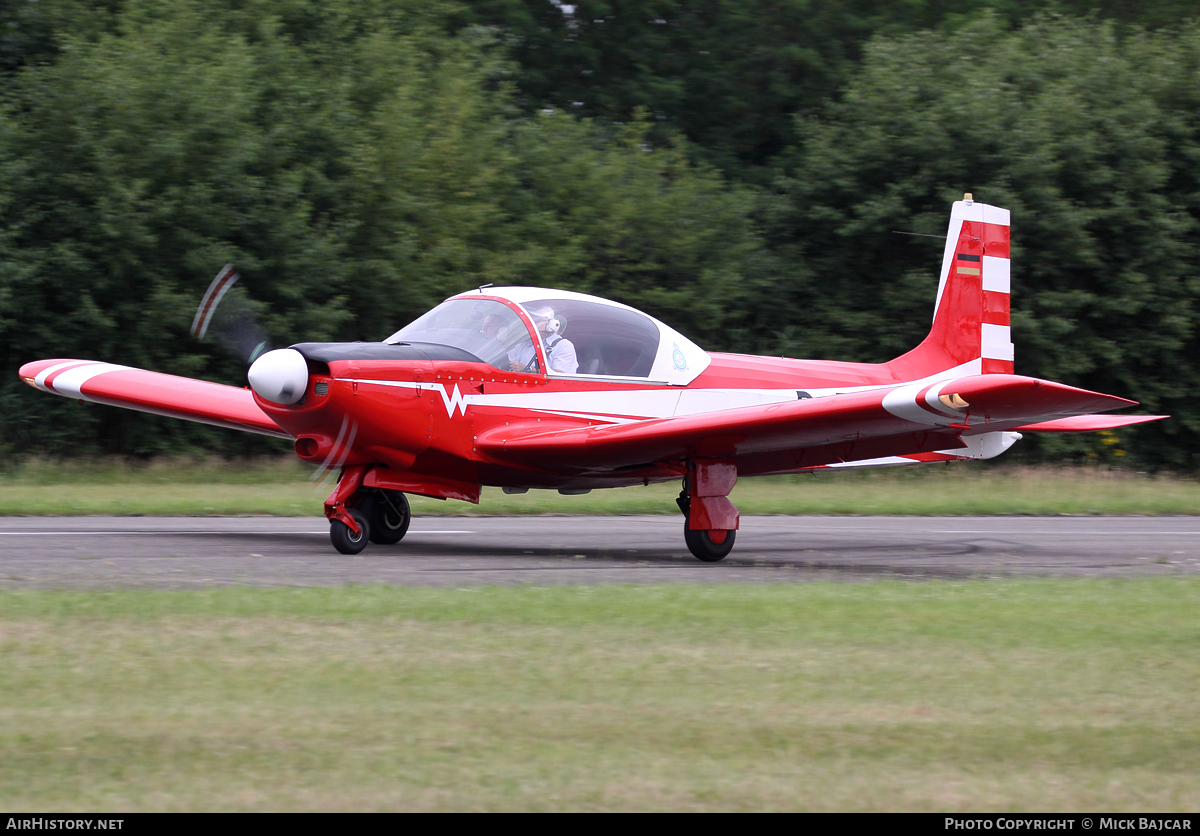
509, 306, 578, 374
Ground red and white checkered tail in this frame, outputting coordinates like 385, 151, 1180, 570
891, 196, 1013, 378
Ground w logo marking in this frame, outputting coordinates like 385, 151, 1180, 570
435, 383, 472, 418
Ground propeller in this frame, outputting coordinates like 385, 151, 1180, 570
191, 265, 355, 491
191, 264, 272, 366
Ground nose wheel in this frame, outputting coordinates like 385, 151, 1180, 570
330, 508, 370, 555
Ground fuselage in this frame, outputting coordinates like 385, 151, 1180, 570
254, 287, 960, 497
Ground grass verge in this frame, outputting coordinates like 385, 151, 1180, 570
2, 579, 1198, 811
1, 458, 1198, 516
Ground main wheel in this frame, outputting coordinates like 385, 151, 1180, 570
330, 508, 370, 555
361, 490, 411, 545
684, 524, 736, 562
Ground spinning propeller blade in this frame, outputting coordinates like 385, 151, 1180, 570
309, 413, 360, 491
191, 265, 272, 365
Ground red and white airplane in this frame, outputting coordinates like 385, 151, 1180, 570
19, 196, 1166, 560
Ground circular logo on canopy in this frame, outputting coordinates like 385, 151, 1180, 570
672, 343, 688, 371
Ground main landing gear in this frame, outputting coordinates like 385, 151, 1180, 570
683, 523, 736, 562
328, 484, 412, 555
677, 459, 740, 562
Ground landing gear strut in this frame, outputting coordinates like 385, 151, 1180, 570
678, 459, 739, 562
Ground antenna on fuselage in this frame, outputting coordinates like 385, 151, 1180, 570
478, 283, 494, 294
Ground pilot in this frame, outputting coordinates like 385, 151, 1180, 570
509, 306, 578, 375
479, 313, 506, 341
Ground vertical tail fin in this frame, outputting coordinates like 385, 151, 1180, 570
890, 195, 1013, 379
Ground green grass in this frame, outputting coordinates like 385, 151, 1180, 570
1, 457, 1198, 516
2, 580, 1199, 811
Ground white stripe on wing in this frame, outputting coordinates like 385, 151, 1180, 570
44, 363, 131, 398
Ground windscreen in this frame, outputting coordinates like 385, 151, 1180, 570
385, 299, 535, 371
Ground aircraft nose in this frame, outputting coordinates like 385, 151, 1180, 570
248, 348, 309, 404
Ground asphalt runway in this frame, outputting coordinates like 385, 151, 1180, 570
0, 515, 1197, 588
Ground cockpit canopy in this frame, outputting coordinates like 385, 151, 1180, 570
384, 287, 710, 385
386, 299, 530, 372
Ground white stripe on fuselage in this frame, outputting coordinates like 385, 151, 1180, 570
342, 358, 983, 422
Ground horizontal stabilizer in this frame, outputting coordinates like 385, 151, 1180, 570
939, 375, 1137, 422
1015, 414, 1169, 433
18, 358, 290, 438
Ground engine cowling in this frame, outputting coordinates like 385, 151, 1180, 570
248, 348, 308, 405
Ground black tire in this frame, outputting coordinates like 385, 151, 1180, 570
330, 508, 370, 555
684, 524, 735, 562
361, 490, 411, 545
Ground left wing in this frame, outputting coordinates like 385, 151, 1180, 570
477, 374, 1163, 472
19, 359, 290, 438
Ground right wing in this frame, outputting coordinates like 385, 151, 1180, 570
19, 359, 291, 439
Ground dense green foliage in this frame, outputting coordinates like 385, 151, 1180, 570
770, 17, 1200, 466
459, 0, 1200, 176
0, 0, 757, 456
1, 1, 1197, 466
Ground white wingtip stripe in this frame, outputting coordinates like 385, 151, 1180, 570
45, 363, 132, 399
33, 361, 90, 392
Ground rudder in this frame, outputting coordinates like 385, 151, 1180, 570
890, 195, 1013, 379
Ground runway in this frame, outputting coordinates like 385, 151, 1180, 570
0, 515, 1196, 588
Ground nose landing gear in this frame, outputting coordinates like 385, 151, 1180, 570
323, 465, 413, 554
330, 507, 370, 555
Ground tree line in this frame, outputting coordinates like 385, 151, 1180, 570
0, 0, 1196, 468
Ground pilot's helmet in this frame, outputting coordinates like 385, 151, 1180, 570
529, 306, 560, 333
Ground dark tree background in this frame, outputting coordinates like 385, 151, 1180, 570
1, 0, 1197, 467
